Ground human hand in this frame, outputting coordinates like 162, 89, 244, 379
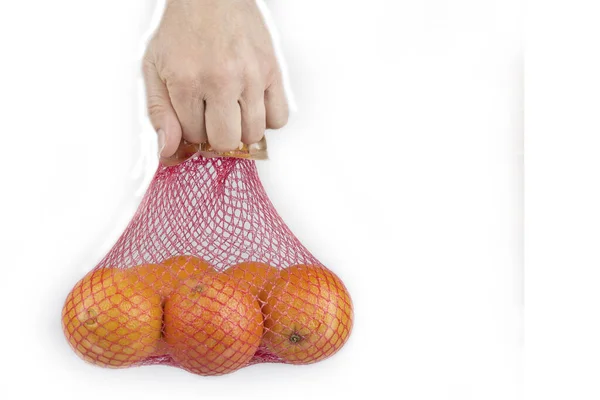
143, 0, 288, 161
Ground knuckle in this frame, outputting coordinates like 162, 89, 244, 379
204, 61, 241, 89
169, 80, 203, 104
220, 59, 240, 77
156, 61, 179, 83
243, 64, 263, 84
265, 65, 282, 85
168, 84, 191, 102
147, 99, 165, 117
162, 62, 199, 88
169, 74, 203, 102
168, 72, 196, 90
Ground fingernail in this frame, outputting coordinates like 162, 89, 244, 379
157, 129, 166, 157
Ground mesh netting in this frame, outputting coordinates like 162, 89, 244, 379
62, 156, 353, 376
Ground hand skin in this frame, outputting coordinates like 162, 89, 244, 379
143, 0, 289, 161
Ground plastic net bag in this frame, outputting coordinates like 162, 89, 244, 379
61, 153, 353, 376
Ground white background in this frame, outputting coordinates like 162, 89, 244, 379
0, 1, 526, 399
526, 1, 600, 400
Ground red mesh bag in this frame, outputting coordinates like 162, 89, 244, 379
61, 153, 354, 376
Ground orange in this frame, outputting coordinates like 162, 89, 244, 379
161, 255, 215, 278
261, 264, 353, 364
61, 268, 162, 368
224, 261, 279, 303
164, 273, 263, 376
131, 255, 215, 300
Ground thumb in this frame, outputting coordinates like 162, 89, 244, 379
142, 60, 181, 158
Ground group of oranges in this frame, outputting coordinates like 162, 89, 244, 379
62, 255, 353, 376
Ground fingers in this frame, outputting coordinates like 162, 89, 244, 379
146, 61, 288, 157
142, 60, 182, 158
205, 98, 242, 152
265, 77, 289, 129
168, 82, 208, 145
240, 88, 267, 145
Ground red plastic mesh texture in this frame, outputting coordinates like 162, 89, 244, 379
62, 156, 353, 375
